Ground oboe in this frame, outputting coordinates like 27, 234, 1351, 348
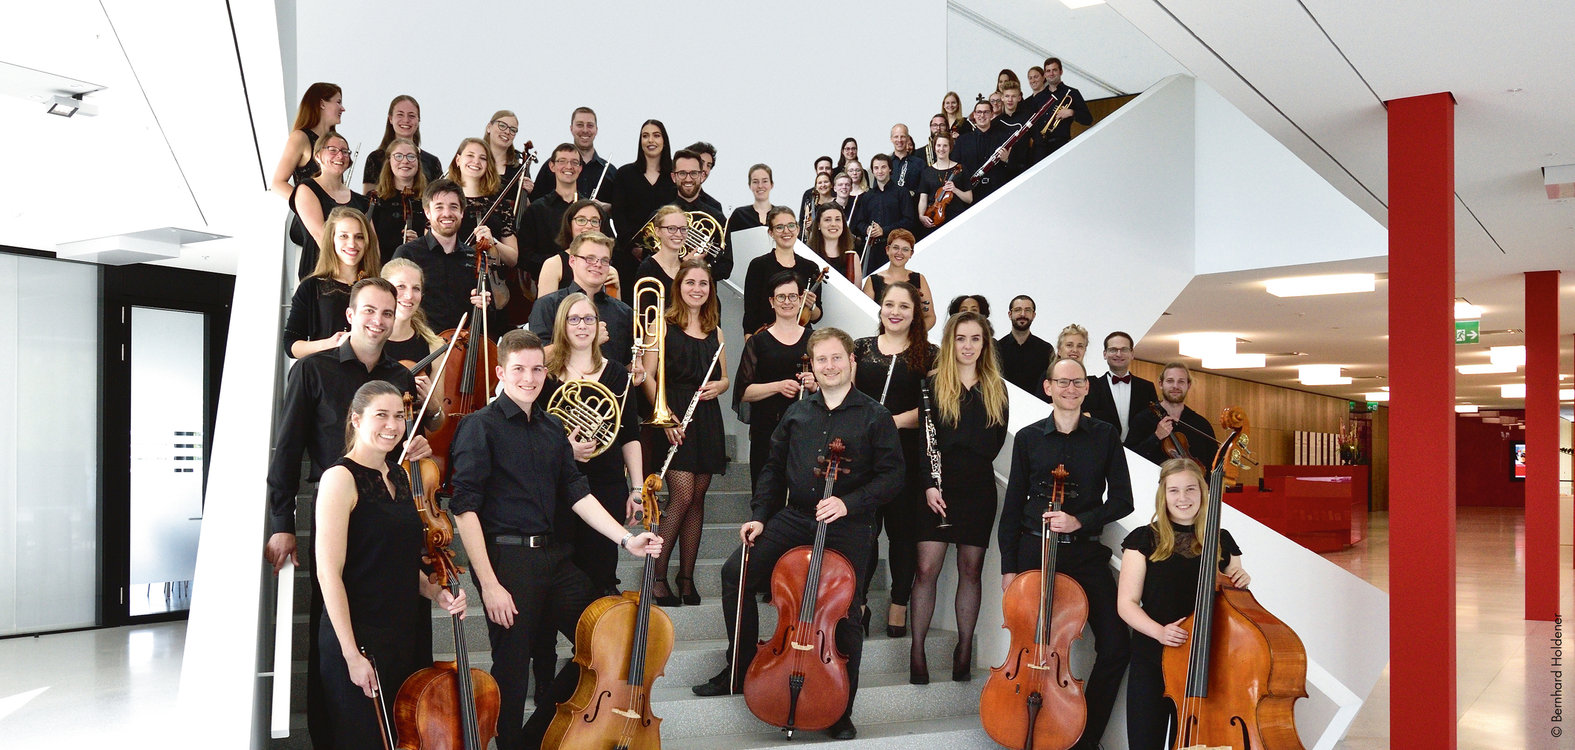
921, 380, 951, 528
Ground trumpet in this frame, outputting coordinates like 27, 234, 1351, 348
637, 211, 725, 260
631, 276, 679, 427
546, 379, 622, 459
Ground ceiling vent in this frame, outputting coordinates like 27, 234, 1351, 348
55, 227, 225, 266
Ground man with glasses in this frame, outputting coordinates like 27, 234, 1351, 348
849, 154, 916, 275
741, 206, 822, 337
953, 100, 1010, 201
529, 107, 615, 202
516, 143, 587, 277
1083, 331, 1158, 442
527, 232, 633, 365
683, 141, 726, 215
998, 356, 1132, 750
668, 148, 732, 280
997, 295, 1055, 402
1125, 361, 1217, 468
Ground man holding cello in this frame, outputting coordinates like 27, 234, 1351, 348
691, 328, 904, 741
997, 356, 1133, 750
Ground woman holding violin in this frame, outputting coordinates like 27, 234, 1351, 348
446, 137, 520, 269
270, 82, 342, 200
315, 380, 466, 748
1118, 457, 1249, 749
283, 207, 381, 359
917, 132, 973, 235
740, 206, 821, 337
734, 271, 817, 492
808, 203, 860, 286
366, 137, 428, 257
359, 95, 443, 194
861, 229, 936, 331
291, 130, 370, 280
379, 258, 443, 367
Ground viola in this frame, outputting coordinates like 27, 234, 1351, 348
1150, 402, 1198, 470
544, 473, 674, 749
1162, 408, 1307, 749
980, 464, 1088, 750
744, 439, 855, 738
797, 267, 829, 327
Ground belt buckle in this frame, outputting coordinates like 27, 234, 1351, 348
528, 534, 547, 548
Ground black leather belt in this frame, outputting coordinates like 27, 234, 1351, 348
1027, 530, 1093, 544
492, 533, 552, 548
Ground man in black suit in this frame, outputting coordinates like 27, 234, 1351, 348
1083, 331, 1158, 443
1126, 361, 1218, 469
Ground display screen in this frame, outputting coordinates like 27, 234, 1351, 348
1512, 442, 1527, 481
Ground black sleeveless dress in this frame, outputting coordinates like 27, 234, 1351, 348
317, 456, 433, 748
868, 269, 925, 303
661, 328, 728, 474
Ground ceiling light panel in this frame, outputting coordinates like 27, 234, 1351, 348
1265, 273, 1375, 298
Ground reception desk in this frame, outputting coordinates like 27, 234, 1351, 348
1224, 466, 1369, 553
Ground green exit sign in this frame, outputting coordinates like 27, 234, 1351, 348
1455, 320, 1479, 345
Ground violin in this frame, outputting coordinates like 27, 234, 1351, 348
398, 342, 456, 438
544, 473, 675, 749
1163, 408, 1307, 749
980, 464, 1088, 750
797, 267, 829, 327
744, 439, 855, 738
1150, 402, 1198, 469
922, 165, 962, 226
425, 252, 499, 474
797, 353, 811, 402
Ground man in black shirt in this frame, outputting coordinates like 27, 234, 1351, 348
262, 277, 432, 750
516, 143, 583, 276
990, 81, 1030, 185
850, 154, 917, 274
888, 123, 927, 205
670, 148, 733, 280
692, 329, 904, 741
999, 357, 1132, 750
452, 329, 661, 750
683, 141, 726, 215
391, 179, 503, 332
996, 295, 1055, 403
953, 101, 1010, 201
1083, 331, 1159, 443
1126, 361, 1218, 468
527, 232, 633, 364
1035, 57, 1094, 160
528, 107, 615, 202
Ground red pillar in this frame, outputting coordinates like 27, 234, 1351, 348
1387, 92, 1455, 747
1525, 270, 1560, 614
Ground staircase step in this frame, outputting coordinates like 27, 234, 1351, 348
677, 714, 997, 749
615, 556, 890, 599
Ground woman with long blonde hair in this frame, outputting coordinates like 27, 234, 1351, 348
283, 207, 381, 359
909, 311, 1009, 683
379, 258, 443, 368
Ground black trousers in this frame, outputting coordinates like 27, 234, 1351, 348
1125, 637, 1173, 750
720, 507, 874, 718
477, 539, 597, 750
1013, 536, 1131, 750
302, 521, 335, 750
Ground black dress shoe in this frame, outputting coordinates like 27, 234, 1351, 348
691, 667, 737, 697
677, 575, 701, 606
827, 715, 857, 740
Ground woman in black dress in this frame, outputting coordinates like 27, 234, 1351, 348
359, 95, 443, 194
726, 163, 775, 252
910, 311, 1009, 684
315, 380, 466, 749
861, 229, 936, 331
291, 131, 370, 279
734, 271, 816, 491
633, 205, 686, 296
853, 281, 937, 639
916, 132, 974, 235
446, 137, 520, 269
1117, 458, 1251, 749
807, 202, 860, 286
366, 137, 428, 257
270, 81, 341, 200
610, 120, 676, 302
283, 206, 381, 358
642, 258, 729, 606
535, 200, 617, 295
379, 257, 444, 374
484, 110, 533, 194
799, 169, 833, 243
741, 206, 821, 337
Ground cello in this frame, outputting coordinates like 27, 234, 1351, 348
543, 473, 675, 749
980, 464, 1088, 750
425, 251, 499, 471
744, 438, 856, 738
1163, 408, 1307, 750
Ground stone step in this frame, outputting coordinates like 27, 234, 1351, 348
678, 714, 999, 749
615, 555, 890, 600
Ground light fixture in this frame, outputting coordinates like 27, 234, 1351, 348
1453, 300, 1483, 320
1265, 273, 1375, 298
1501, 384, 1526, 398
1456, 363, 1517, 375
1478, 410, 1500, 417
1201, 353, 1266, 369
1059, 0, 1105, 8
1546, 164, 1575, 200
1364, 392, 1390, 402
1489, 346, 1525, 367
1561, 388, 1574, 401
1299, 365, 1351, 386
1455, 405, 1479, 413
47, 94, 80, 117
1178, 332, 1237, 360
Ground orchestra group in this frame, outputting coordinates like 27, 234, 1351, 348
264, 55, 1301, 750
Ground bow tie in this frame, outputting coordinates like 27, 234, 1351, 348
1110, 374, 1131, 384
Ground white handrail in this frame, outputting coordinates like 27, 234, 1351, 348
270, 558, 295, 738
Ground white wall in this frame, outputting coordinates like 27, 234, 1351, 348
296, 0, 946, 218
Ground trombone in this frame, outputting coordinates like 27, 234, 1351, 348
630, 276, 679, 427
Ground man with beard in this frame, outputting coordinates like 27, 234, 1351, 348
923, 114, 948, 166
1126, 361, 1218, 468
392, 178, 505, 332
529, 107, 616, 201
666, 148, 733, 280
996, 294, 1055, 403
684, 141, 726, 215
1034, 57, 1093, 161
1083, 331, 1158, 442
953, 100, 1011, 201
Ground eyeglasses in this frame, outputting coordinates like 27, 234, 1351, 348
770, 222, 799, 233
673, 170, 703, 179
772, 293, 801, 304
657, 225, 688, 234
491, 121, 519, 135
571, 254, 610, 267
390, 152, 420, 163
1105, 346, 1132, 354
554, 158, 583, 167
566, 315, 598, 327
1049, 378, 1088, 388
322, 146, 352, 156
571, 216, 601, 227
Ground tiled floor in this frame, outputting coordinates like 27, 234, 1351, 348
0, 506, 1568, 748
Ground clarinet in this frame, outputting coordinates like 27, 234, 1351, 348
921, 380, 951, 528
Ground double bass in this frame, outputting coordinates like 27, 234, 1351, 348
980, 464, 1088, 750
744, 439, 856, 738
1163, 408, 1307, 749
543, 474, 675, 749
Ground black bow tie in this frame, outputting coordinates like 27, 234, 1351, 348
1110, 374, 1131, 384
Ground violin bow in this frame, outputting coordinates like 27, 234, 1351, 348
397, 311, 469, 464
732, 542, 749, 694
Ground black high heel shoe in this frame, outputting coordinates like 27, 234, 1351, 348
677, 575, 701, 606
952, 642, 973, 682
886, 603, 908, 638
910, 650, 930, 685
653, 579, 679, 607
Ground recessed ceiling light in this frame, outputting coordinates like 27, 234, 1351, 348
1457, 363, 1517, 375
1364, 392, 1389, 402
1059, 0, 1105, 7
1561, 388, 1574, 401
1489, 346, 1525, 367
1265, 273, 1376, 298
1178, 332, 1237, 360
1501, 384, 1525, 398
1453, 300, 1483, 320
1455, 405, 1479, 413
1299, 365, 1351, 385
1201, 353, 1266, 369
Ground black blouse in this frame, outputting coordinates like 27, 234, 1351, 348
367, 190, 427, 260
733, 325, 812, 428
1121, 524, 1242, 627
921, 376, 1008, 486
740, 252, 821, 337
540, 360, 639, 487
868, 269, 925, 304
459, 193, 516, 250
361, 148, 443, 187
609, 165, 676, 253
852, 336, 937, 419
917, 164, 967, 219
282, 276, 350, 358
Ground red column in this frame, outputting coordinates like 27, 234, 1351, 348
1525, 270, 1560, 613
1387, 92, 1455, 747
